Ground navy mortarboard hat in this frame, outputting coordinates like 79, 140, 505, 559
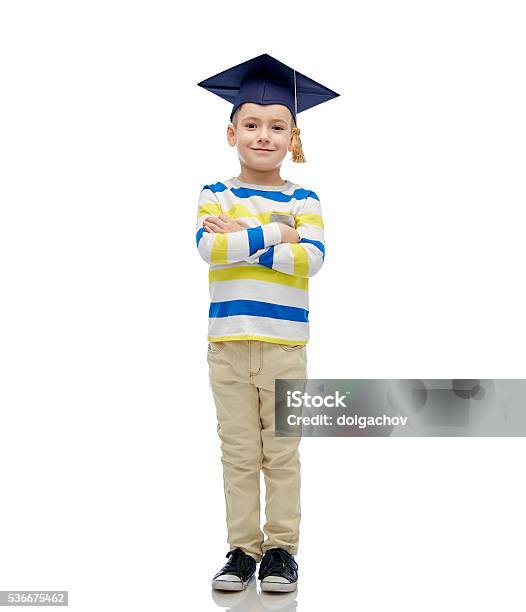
197, 53, 340, 163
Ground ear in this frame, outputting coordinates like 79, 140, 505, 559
227, 123, 236, 147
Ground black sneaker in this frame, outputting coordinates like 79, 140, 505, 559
258, 548, 298, 592
211, 547, 256, 591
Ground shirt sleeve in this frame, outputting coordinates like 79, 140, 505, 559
195, 185, 283, 265
245, 191, 326, 278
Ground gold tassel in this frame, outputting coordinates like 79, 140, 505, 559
290, 69, 306, 163
291, 126, 306, 163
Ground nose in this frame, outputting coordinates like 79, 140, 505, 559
257, 128, 271, 144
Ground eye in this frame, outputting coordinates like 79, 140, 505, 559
245, 123, 257, 128
273, 126, 284, 131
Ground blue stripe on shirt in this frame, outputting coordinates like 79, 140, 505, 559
299, 237, 325, 259
209, 299, 309, 322
258, 245, 275, 268
196, 227, 205, 247
231, 187, 319, 202
201, 182, 319, 202
247, 226, 264, 255
202, 182, 228, 193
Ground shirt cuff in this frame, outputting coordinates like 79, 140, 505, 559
262, 222, 282, 247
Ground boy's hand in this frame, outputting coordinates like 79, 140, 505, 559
278, 222, 300, 244
203, 214, 247, 233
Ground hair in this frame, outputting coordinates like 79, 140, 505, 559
231, 106, 240, 127
231, 104, 296, 130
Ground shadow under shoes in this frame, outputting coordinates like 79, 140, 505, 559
258, 548, 299, 592
211, 547, 257, 591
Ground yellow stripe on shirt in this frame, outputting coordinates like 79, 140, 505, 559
197, 202, 222, 217
209, 265, 309, 290
210, 233, 229, 264
291, 244, 309, 277
295, 214, 324, 228
208, 334, 307, 345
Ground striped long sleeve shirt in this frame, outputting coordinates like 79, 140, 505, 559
195, 177, 326, 345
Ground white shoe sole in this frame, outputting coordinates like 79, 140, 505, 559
211, 576, 253, 591
260, 579, 297, 592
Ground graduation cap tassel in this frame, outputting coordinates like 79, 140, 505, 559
291, 127, 306, 163
291, 69, 306, 163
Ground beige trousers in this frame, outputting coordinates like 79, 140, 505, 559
207, 340, 307, 562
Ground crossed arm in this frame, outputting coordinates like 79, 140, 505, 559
203, 214, 300, 245
195, 187, 325, 278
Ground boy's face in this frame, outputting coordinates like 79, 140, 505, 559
227, 103, 293, 171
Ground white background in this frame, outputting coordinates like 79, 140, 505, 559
1, 1, 525, 610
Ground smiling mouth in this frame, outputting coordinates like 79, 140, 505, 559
251, 148, 275, 152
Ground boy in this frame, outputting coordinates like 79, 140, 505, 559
195, 54, 339, 592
